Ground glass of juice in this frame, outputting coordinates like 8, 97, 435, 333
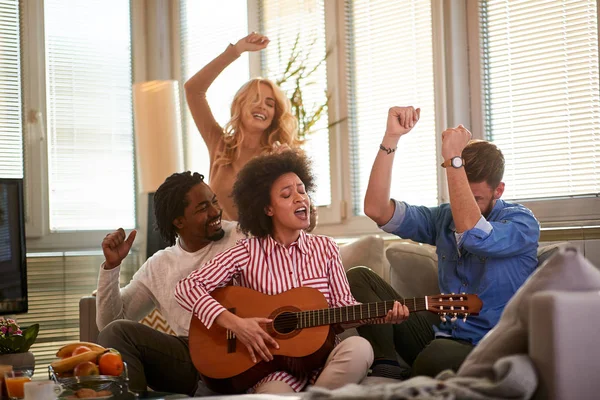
0, 365, 14, 399
4, 370, 32, 400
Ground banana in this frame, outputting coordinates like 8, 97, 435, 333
56, 342, 106, 358
51, 349, 107, 373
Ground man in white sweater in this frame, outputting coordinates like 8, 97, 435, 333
96, 171, 243, 396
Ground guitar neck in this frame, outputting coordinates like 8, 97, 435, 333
297, 297, 428, 329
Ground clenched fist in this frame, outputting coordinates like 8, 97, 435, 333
102, 228, 137, 270
441, 124, 472, 161
385, 106, 420, 138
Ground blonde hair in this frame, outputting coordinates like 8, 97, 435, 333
215, 78, 300, 167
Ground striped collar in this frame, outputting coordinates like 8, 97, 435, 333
261, 230, 310, 256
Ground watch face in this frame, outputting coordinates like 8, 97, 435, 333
451, 157, 463, 168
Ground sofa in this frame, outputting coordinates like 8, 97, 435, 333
79, 236, 600, 399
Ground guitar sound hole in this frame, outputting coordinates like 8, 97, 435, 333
273, 312, 298, 334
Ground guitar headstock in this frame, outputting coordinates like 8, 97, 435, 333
425, 293, 483, 322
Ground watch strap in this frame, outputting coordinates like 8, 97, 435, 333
440, 157, 464, 168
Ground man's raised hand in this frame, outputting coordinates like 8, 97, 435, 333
385, 106, 420, 138
441, 124, 472, 161
102, 228, 137, 270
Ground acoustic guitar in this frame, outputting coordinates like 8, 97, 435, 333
188, 286, 482, 394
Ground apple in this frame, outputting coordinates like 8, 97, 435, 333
73, 361, 100, 376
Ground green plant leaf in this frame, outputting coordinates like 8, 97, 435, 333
274, 34, 343, 139
21, 324, 39, 352
0, 324, 39, 354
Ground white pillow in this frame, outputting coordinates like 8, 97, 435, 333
458, 245, 600, 379
339, 235, 387, 280
386, 242, 439, 299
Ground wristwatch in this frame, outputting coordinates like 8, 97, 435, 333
441, 156, 464, 169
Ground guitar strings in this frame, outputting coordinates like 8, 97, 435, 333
270, 301, 429, 330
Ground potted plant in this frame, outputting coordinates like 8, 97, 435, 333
274, 35, 346, 231
0, 317, 39, 371
275, 34, 343, 141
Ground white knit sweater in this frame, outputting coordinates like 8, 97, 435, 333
95, 220, 243, 336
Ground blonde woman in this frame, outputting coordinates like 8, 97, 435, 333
185, 32, 300, 221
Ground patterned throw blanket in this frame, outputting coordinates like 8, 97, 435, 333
305, 355, 538, 400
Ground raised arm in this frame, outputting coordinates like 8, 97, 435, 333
96, 266, 156, 330
441, 125, 481, 232
364, 106, 420, 226
184, 33, 270, 152
96, 229, 155, 329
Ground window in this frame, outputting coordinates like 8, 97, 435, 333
43, 0, 135, 231
19, 0, 136, 244
259, 0, 332, 207
179, 0, 250, 179
477, 0, 600, 209
0, 0, 23, 179
345, 0, 438, 215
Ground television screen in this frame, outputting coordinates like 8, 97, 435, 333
0, 178, 28, 315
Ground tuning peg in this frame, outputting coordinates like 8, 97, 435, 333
463, 313, 469, 323
451, 292, 455, 295
451, 313, 457, 322
440, 312, 447, 322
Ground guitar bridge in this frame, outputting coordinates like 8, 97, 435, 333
227, 307, 236, 354
227, 329, 236, 353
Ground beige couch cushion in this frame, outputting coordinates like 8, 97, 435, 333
339, 235, 388, 281
459, 245, 600, 379
386, 242, 439, 299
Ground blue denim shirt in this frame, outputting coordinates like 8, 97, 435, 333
381, 199, 540, 344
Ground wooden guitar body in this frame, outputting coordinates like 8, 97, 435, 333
188, 286, 335, 394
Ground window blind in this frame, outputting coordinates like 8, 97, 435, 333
0, 0, 23, 179
44, 0, 135, 231
259, 0, 331, 207
345, 0, 438, 215
15, 252, 139, 378
180, 0, 249, 180
480, 0, 600, 201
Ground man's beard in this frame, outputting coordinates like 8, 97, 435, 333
205, 212, 225, 242
207, 228, 225, 241
482, 198, 495, 218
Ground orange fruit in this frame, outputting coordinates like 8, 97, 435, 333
71, 345, 92, 356
98, 352, 124, 376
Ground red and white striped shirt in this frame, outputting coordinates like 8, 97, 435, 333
175, 230, 358, 392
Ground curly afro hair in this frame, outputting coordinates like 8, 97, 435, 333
232, 149, 315, 238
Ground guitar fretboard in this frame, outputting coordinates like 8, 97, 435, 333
296, 297, 427, 329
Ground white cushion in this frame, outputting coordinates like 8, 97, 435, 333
386, 242, 439, 298
458, 245, 600, 379
339, 236, 388, 280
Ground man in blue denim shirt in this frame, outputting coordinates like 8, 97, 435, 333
347, 106, 540, 379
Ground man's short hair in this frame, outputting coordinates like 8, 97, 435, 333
462, 140, 505, 188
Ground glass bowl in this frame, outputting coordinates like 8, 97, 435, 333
48, 362, 131, 398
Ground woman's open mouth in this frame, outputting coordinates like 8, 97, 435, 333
294, 206, 308, 220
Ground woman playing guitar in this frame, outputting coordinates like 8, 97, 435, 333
175, 149, 409, 394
